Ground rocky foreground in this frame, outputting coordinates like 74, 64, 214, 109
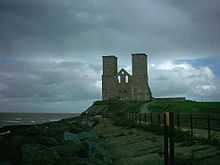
1, 100, 220, 165
96, 119, 220, 165
1, 115, 220, 165
0, 116, 112, 165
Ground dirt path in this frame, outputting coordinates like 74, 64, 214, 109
95, 119, 220, 165
95, 119, 163, 165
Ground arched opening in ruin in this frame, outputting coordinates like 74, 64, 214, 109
125, 75, 129, 83
118, 75, 121, 83
117, 69, 131, 84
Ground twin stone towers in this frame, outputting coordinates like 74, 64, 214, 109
102, 53, 152, 101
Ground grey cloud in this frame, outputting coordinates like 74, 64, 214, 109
149, 62, 220, 101
0, 58, 100, 103
0, 0, 220, 60
0, 0, 219, 112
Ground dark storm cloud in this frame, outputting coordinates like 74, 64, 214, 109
0, 0, 219, 112
165, 0, 220, 54
1, 0, 220, 59
0, 58, 100, 102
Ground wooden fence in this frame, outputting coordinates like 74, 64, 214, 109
127, 112, 220, 141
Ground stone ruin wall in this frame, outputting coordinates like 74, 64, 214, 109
102, 53, 152, 101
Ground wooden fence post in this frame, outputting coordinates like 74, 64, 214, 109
135, 112, 138, 124
164, 112, 175, 165
134, 112, 136, 122
164, 113, 169, 165
140, 113, 142, 124
158, 114, 161, 126
138, 113, 140, 124
169, 112, 174, 165
190, 114, 193, 137
138, 113, 141, 124
177, 114, 180, 128
208, 114, 211, 141
144, 113, 147, 123
150, 113, 153, 124
103, 110, 106, 121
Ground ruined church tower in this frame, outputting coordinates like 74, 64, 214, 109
102, 53, 152, 101
102, 56, 118, 100
131, 53, 151, 101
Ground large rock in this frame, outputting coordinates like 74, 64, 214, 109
64, 132, 80, 143
78, 130, 97, 141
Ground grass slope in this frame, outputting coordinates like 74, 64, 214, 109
93, 100, 220, 114
148, 100, 220, 113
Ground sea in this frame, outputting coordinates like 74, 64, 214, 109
0, 112, 79, 128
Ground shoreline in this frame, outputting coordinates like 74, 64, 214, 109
0, 113, 80, 130
0, 114, 81, 132
0, 112, 80, 114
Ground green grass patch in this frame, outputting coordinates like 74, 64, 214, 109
148, 100, 220, 113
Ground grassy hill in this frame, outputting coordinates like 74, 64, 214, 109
88, 100, 220, 115
86, 100, 220, 130
87, 100, 220, 165
148, 100, 220, 113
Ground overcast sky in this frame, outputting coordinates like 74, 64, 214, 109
0, 0, 220, 113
